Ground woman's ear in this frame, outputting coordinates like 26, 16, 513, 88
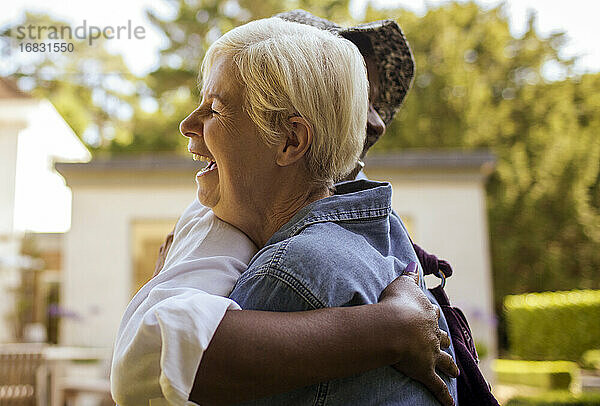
276, 116, 312, 167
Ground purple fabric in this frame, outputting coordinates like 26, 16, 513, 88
413, 243, 500, 406
413, 242, 453, 278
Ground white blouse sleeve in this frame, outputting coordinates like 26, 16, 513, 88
111, 202, 256, 406
111, 281, 240, 406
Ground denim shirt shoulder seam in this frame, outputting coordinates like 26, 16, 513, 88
236, 262, 325, 310
288, 205, 391, 237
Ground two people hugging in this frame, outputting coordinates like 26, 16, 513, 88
111, 10, 460, 406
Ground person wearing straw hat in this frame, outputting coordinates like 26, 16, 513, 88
111, 12, 457, 406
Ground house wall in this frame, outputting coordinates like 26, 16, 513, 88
0, 124, 20, 235
0, 98, 36, 236
0, 107, 29, 343
13, 100, 91, 233
61, 183, 195, 347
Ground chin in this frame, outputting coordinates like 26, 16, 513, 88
196, 187, 217, 209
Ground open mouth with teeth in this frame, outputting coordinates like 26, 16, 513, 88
191, 153, 218, 177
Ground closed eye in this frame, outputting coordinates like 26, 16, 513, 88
195, 104, 219, 118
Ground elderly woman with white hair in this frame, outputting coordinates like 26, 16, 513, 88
176, 17, 457, 405
112, 14, 459, 406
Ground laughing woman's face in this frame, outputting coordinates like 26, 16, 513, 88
179, 54, 278, 223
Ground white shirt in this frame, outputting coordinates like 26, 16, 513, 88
111, 200, 257, 406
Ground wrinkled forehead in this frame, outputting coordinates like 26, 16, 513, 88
199, 54, 242, 102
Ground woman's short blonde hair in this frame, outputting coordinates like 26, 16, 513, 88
201, 17, 368, 187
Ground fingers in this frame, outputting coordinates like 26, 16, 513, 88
436, 351, 459, 378
379, 261, 425, 301
379, 266, 419, 300
440, 330, 451, 349
425, 373, 455, 406
402, 271, 419, 285
401, 261, 419, 284
154, 230, 175, 276
378, 275, 401, 300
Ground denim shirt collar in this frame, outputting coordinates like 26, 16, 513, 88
266, 179, 392, 245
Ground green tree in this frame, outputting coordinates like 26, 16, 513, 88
0, 12, 144, 150
365, 2, 600, 349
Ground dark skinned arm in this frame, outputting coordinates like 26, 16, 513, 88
190, 271, 458, 406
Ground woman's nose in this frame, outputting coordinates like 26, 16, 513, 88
179, 109, 202, 138
367, 104, 385, 138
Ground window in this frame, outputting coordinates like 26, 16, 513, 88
130, 219, 177, 296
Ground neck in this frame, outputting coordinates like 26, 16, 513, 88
237, 180, 331, 248
260, 185, 331, 246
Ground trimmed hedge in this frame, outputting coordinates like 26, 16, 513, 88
504, 290, 600, 361
493, 359, 577, 389
506, 391, 600, 406
581, 349, 600, 370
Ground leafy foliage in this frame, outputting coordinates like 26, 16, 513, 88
0, 12, 146, 150
504, 290, 600, 360
580, 349, 600, 370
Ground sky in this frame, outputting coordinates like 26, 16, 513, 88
2, 0, 600, 77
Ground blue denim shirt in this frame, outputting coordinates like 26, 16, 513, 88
230, 180, 458, 405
